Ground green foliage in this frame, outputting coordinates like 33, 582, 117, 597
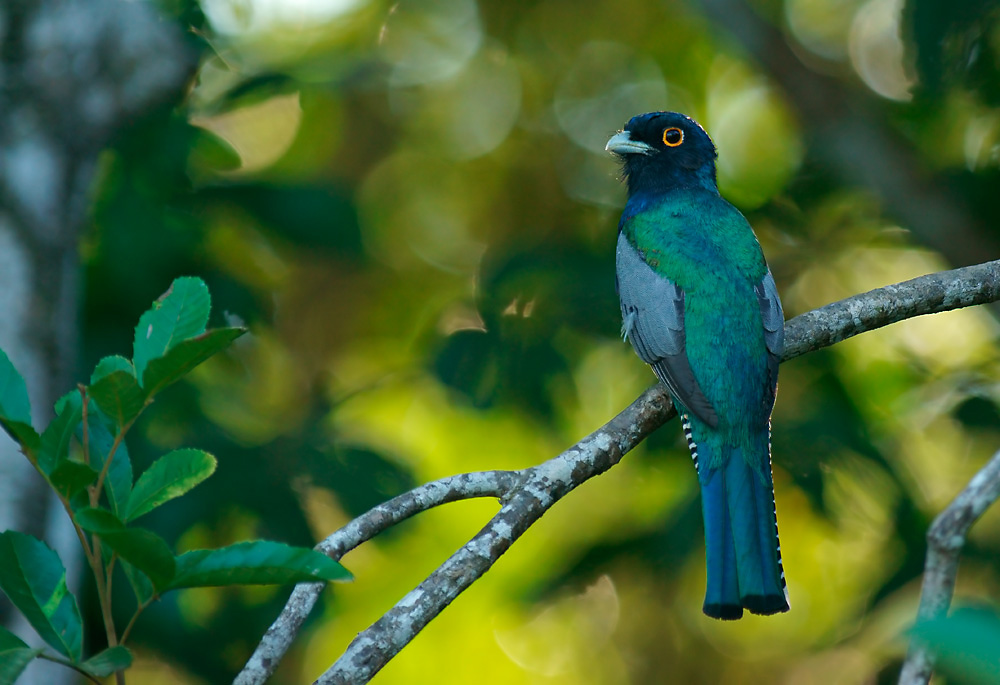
88, 357, 145, 429
0, 350, 32, 425
0, 531, 83, 661
904, 0, 1000, 102
76, 508, 177, 591
125, 449, 216, 521
0, 648, 41, 685
81, 408, 133, 517
168, 541, 352, 589
133, 277, 211, 381
0, 350, 39, 454
0, 277, 350, 683
80, 646, 134, 678
0, 627, 28, 652
38, 394, 84, 476
911, 608, 1000, 684
48, 460, 100, 499
120, 560, 154, 606
141, 328, 246, 397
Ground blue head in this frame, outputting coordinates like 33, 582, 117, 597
606, 112, 718, 199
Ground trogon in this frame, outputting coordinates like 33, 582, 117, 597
606, 111, 789, 619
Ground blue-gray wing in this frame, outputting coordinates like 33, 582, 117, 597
616, 232, 719, 427
754, 269, 784, 407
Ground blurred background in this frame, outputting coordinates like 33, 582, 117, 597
72, 0, 1000, 681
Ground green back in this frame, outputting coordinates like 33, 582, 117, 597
621, 190, 772, 458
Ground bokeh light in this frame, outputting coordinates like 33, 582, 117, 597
706, 57, 803, 208
848, 0, 915, 101
202, 0, 368, 34
554, 41, 668, 207
379, 0, 482, 86
785, 0, 865, 60
387, 41, 522, 160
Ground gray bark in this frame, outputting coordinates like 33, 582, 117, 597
898, 449, 1000, 684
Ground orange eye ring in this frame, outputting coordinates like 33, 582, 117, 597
662, 127, 683, 147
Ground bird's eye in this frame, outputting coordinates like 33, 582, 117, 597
662, 127, 683, 147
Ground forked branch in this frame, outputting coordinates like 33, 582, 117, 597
234, 259, 1000, 685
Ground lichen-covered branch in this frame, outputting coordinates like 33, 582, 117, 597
233, 470, 522, 685
782, 259, 1000, 359
314, 386, 673, 685
897, 449, 1000, 685
234, 258, 1000, 685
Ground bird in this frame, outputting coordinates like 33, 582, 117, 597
606, 111, 789, 620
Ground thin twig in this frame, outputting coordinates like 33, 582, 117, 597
120, 597, 153, 645
233, 259, 1000, 685
92, 424, 128, 506
897, 449, 1000, 685
80, 387, 91, 468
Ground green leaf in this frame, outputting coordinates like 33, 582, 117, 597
90, 356, 134, 384
75, 509, 175, 591
910, 607, 1000, 684
0, 420, 39, 455
88, 357, 145, 429
38, 393, 83, 476
48, 460, 98, 499
167, 541, 352, 590
0, 647, 42, 684
0, 349, 31, 425
141, 327, 245, 398
0, 626, 27, 651
79, 646, 133, 678
80, 410, 132, 517
133, 277, 211, 382
0, 349, 38, 453
125, 449, 216, 522
88, 371, 145, 430
0, 531, 82, 661
191, 127, 242, 171
120, 559, 154, 605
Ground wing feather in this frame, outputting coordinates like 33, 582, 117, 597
616, 232, 719, 427
754, 269, 784, 407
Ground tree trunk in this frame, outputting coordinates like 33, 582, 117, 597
0, 0, 192, 680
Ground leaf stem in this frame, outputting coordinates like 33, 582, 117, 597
93, 431, 124, 505
106, 552, 117, 602
72, 395, 124, 661
92, 414, 137, 505
56, 492, 93, 561
79, 385, 91, 468
120, 597, 153, 645
91, 534, 118, 648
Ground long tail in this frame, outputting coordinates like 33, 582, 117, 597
683, 416, 789, 619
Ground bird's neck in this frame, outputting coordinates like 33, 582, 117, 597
621, 181, 719, 226
626, 158, 718, 194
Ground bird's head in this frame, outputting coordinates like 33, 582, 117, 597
606, 111, 718, 197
